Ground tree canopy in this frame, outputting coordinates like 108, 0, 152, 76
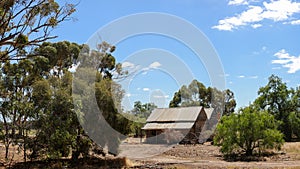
254, 75, 300, 141
0, 0, 76, 61
0, 40, 130, 161
214, 105, 284, 158
169, 79, 236, 116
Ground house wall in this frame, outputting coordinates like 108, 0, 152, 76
144, 129, 188, 144
181, 109, 207, 144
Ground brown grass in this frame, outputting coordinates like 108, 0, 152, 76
283, 142, 300, 154
282, 142, 300, 160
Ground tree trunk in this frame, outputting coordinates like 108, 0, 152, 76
71, 128, 81, 162
5, 143, 9, 159
23, 129, 27, 162
245, 148, 253, 156
2, 113, 10, 159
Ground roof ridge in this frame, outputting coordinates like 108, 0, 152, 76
154, 106, 203, 110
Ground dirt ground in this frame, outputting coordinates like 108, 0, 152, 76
1, 139, 300, 169
119, 138, 300, 169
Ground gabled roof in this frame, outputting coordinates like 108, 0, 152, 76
143, 106, 206, 130
146, 106, 203, 122
204, 108, 214, 120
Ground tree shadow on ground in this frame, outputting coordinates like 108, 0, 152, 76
9, 157, 130, 169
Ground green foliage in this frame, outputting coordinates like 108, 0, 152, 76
288, 112, 300, 138
72, 41, 129, 156
0, 0, 76, 61
30, 72, 79, 159
169, 79, 236, 116
117, 101, 157, 137
214, 106, 284, 157
32, 41, 81, 75
132, 101, 157, 119
0, 41, 96, 160
254, 75, 299, 141
0, 59, 37, 159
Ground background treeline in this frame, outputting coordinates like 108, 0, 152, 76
214, 75, 300, 158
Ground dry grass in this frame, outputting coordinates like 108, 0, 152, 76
283, 142, 300, 154
282, 142, 300, 160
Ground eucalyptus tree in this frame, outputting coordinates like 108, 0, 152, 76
0, 0, 76, 61
169, 79, 236, 116
254, 75, 299, 141
0, 59, 36, 160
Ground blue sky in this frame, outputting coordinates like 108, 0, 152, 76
53, 0, 300, 110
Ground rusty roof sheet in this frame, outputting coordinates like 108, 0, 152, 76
142, 122, 194, 130
146, 106, 203, 122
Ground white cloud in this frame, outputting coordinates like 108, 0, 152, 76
140, 61, 162, 74
291, 19, 300, 25
252, 46, 268, 55
143, 88, 150, 91
219, 73, 230, 77
251, 23, 262, 28
212, 6, 264, 31
149, 61, 162, 69
236, 75, 259, 79
288, 19, 300, 25
122, 61, 135, 68
262, 0, 300, 21
213, 0, 300, 31
152, 95, 169, 99
272, 49, 300, 73
249, 76, 258, 79
272, 67, 282, 70
228, 0, 249, 6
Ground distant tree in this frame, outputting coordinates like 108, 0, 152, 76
214, 106, 284, 157
132, 101, 157, 119
254, 75, 298, 141
288, 111, 300, 139
169, 79, 236, 116
0, 0, 76, 61
288, 86, 300, 139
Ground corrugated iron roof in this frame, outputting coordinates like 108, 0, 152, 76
204, 108, 214, 120
146, 106, 203, 122
142, 122, 194, 130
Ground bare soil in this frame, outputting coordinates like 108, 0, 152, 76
1, 139, 300, 169
119, 138, 300, 169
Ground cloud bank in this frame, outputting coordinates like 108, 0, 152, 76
213, 0, 300, 31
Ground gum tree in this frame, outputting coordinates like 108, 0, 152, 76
254, 75, 298, 141
0, 0, 76, 61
